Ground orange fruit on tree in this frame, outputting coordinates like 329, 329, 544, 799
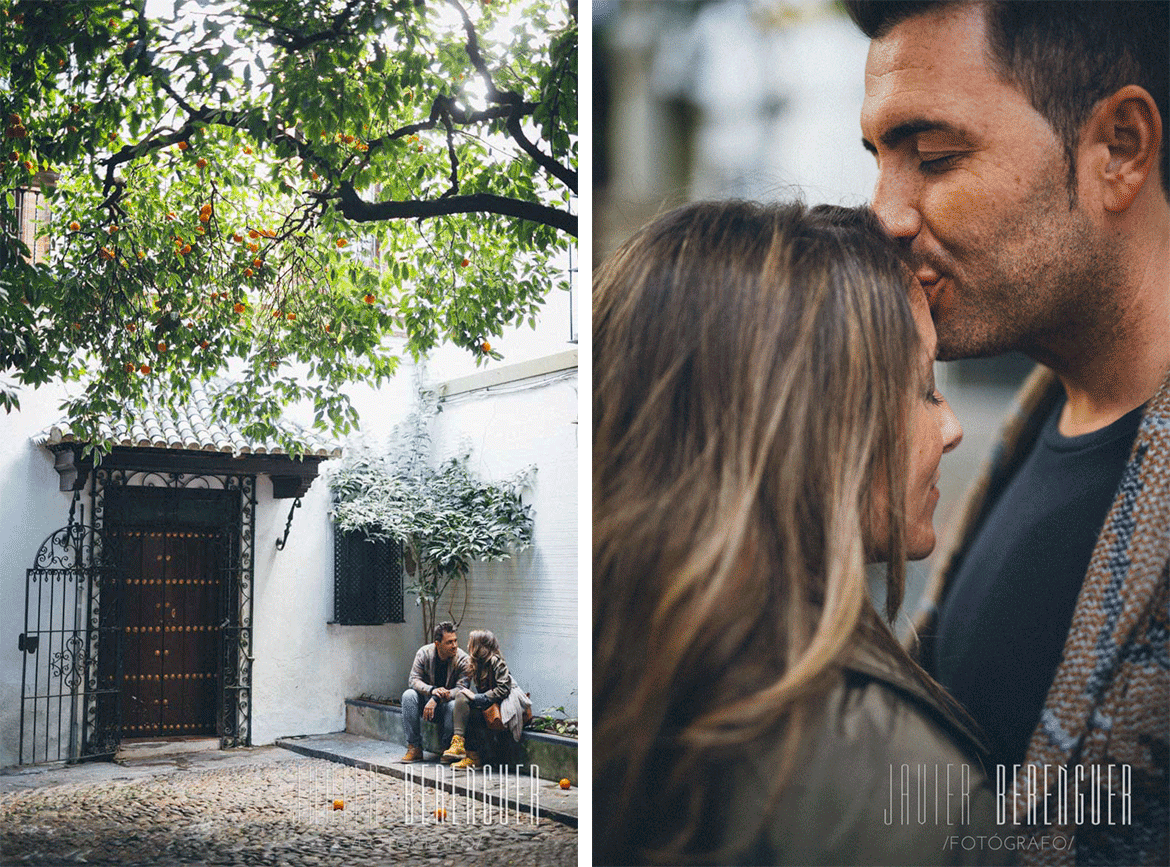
199, 213, 210, 223
480, 341, 491, 353
156, 341, 167, 352
107, 225, 118, 234
233, 302, 245, 314
194, 226, 205, 235
68, 221, 80, 231
363, 293, 376, 305
248, 229, 259, 239
177, 141, 189, 150
21, 159, 33, 171
180, 244, 192, 255
199, 340, 209, 349
139, 363, 151, 374
243, 146, 253, 154
196, 158, 208, 169
124, 362, 136, 373
126, 322, 136, 332
99, 247, 114, 260
460, 258, 469, 267
247, 242, 259, 252
136, 250, 145, 259
232, 233, 244, 243
252, 258, 262, 268
244, 268, 254, 278
286, 312, 296, 321
336, 238, 347, 247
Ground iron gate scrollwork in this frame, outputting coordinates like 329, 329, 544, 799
93, 468, 256, 751
18, 521, 120, 764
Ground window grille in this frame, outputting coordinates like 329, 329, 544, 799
332, 526, 405, 625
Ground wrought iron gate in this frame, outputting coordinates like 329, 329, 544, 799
18, 520, 120, 764
16, 466, 256, 765
95, 468, 256, 750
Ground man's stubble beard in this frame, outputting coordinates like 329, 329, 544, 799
932, 173, 1124, 365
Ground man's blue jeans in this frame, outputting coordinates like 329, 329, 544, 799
401, 688, 454, 751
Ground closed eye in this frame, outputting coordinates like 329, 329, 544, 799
919, 154, 961, 174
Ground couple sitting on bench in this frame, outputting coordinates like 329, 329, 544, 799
399, 621, 532, 769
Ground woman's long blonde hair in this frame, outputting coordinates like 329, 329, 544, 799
593, 201, 927, 863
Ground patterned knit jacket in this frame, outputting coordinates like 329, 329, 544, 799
912, 366, 1170, 866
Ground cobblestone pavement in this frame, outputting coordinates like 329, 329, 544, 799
0, 747, 576, 866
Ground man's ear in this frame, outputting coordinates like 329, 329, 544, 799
1085, 84, 1163, 213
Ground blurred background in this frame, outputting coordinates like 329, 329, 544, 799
593, 0, 1037, 624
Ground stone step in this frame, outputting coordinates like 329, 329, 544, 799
115, 736, 221, 761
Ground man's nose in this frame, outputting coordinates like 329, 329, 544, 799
871, 168, 921, 247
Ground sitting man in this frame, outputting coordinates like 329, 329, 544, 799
399, 621, 470, 763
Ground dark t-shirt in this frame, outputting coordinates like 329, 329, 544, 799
932, 399, 1144, 767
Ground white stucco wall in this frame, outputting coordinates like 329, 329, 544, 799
0, 384, 84, 768
249, 457, 426, 745
428, 371, 579, 716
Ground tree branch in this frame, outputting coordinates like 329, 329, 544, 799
506, 114, 578, 194
447, 0, 577, 193
242, 0, 367, 52
337, 183, 576, 236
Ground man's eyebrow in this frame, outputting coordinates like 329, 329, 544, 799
861, 119, 969, 155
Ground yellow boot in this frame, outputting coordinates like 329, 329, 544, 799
399, 744, 424, 763
452, 750, 481, 770
440, 734, 466, 764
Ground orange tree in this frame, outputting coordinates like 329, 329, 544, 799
0, 0, 576, 448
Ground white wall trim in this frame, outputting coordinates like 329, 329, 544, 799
436, 349, 578, 398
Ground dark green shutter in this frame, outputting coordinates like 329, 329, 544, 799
333, 526, 404, 624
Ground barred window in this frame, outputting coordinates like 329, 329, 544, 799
332, 526, 405, 625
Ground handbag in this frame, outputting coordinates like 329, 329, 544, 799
483, 702, 506, 731
483, 697, 533, 732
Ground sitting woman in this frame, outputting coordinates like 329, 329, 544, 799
593, 201, 1003, 865
441, 629, 530, 769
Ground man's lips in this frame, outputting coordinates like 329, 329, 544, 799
915, 269, 943, 308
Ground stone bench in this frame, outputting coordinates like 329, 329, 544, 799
345, 698, 577, 784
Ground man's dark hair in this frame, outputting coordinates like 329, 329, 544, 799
433, 621, 457, 642
844, 1, 1169, 201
